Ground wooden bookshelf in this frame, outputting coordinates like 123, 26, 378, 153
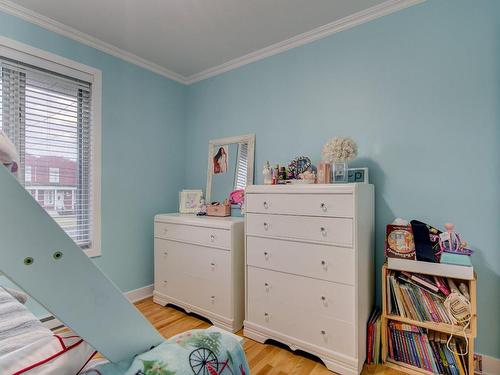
381, 263, 477, 375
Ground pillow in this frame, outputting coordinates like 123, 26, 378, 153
0, 333, 96, 375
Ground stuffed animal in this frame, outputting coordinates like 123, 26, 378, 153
0, 129, 19, 175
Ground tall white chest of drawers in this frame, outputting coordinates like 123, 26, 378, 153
153, 214, 245, 333
244, 184, 374, 375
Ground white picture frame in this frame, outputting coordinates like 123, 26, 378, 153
179, 189, 203, 213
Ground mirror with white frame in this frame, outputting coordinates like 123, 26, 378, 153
206, 134, 255, 203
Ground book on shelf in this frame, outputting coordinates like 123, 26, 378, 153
387, 322, 468, 375
366, 308, 381, 365
386, 270, 462, 325
387, 257, 474, 280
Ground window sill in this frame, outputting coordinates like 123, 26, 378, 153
84, 248, 101, 258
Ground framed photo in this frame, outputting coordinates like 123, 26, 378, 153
179, 189, 202, 213
212, 145, 229, 174
347, 167, 369, 183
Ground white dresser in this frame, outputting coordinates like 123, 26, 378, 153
153, 214, 245, 333
244, 184, 374, 375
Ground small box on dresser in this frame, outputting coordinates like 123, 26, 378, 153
244, 184, 374, 375
153, 214, 245, 333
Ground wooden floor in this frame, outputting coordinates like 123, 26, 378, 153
134, 298, 405, 375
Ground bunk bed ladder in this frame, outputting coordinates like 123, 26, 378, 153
0, 165, 163, 362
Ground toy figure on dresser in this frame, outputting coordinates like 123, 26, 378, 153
196, 194, 207, 216
262, 161, 273, 185
438, 223, 474, 267
322, 137, 358, 183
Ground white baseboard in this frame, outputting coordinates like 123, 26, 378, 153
42, 284, 154, 330
124, 284, 154, 303
483, 354, 500, 375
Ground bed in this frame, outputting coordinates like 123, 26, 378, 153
0, 287, 249, 375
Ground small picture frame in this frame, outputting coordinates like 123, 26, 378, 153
332, 162, 348, 183
179, 189, 203, 213
347, 167, 369, 183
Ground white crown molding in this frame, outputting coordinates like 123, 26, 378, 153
0, 0, 424, 85
185, 0, 425, 84
0, 0, 186, 83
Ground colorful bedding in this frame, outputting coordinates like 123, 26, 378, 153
87, 329, 249, 375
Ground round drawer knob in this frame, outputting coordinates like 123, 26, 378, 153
263, 222, 269, 230
321, 260, 328, 270
163, 251, 168, 256
320, 227, 327, 236
210, 234, 215, 242
263, 201, 269, 209
264, 251, 270, 260
321, 296, 326, 301
210, 262, 216, 270
265, 282, 271, 292
320, 202, 327, 212
321, 330, 326, 335
211, 296, 216, 303
264, 312, 270, 321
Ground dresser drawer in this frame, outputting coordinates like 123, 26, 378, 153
247, 266, 354, 322
246, 193, 353, 218
247, 267, 356, 356
154, 222, 231, 250
155, 239, 231, 290
246, 213, 352, 246
156, 269, 231, 317
246, 236, 355, 285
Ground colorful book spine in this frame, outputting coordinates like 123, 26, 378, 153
387, 322, 468, 373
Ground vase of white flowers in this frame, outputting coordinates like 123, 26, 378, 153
322, 137, 358, 183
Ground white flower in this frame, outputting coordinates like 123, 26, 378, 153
322, 137, 358, 162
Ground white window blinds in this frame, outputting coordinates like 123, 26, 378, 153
0, 56, 93, 250
234, 142, 248, 190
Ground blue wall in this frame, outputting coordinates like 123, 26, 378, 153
184, 0, 500, 357
0, 11, 186, 297
1, 0, 499, 359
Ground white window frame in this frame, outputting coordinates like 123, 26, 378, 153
49, 168, 59, 184
1, 36, 102, 257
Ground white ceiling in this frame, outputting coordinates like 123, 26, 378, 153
5, 0, 416, 82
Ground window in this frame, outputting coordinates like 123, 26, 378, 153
0, 38, 101, 256
49, 167, 59, 184
25, 165, 32, 182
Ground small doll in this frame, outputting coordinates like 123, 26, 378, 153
262, 161, 272, 185
196, 194, 207, 216
438, 223, 473, 255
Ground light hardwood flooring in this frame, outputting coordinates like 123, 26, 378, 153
133, 298, 405, 375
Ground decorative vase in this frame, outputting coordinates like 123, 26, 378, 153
317, 161, 332, 184
332, 161, 348, 183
